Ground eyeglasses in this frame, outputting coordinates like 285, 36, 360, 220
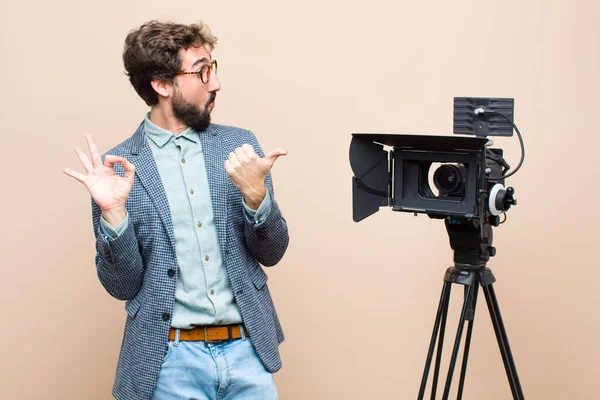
177, 60, 218, 84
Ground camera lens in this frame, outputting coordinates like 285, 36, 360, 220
433, 164, 466, 195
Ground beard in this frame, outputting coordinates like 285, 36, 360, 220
172, 89, 215, 132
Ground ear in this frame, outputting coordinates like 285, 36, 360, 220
150, 79, 174, 99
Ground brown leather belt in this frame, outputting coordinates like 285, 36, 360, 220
168, 324, 248, 342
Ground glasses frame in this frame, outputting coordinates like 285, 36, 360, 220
176, 60, 218, 84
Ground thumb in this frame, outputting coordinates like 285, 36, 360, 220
264, 148, 288, 169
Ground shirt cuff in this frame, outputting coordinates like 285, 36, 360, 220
243, 191, 272, 224
99, 212, 129, 239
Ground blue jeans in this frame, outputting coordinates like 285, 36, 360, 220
152, 328, 278, 400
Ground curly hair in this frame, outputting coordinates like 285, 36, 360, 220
123, 21, 218, 106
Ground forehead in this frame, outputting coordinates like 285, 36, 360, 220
178, 45, 211, 69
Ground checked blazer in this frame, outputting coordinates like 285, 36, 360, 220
91, 121, 289, 400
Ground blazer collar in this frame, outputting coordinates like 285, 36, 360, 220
129, 121, 219, 155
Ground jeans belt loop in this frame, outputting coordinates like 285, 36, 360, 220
174, 328, 181, 346
204, 326, 208, 342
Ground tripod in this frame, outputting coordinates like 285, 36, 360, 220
417, 219, 525, 400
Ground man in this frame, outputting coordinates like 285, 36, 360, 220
63, 21, 289, 400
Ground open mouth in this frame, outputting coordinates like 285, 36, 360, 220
208, 94, 217, 107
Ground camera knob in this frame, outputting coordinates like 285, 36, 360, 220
503, 187, 517, 208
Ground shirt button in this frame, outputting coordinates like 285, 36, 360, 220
210, 289, 215, 295
167, 269, 175, 277
190, 189, 195, 194
162, 312, 171, 321
197, 222, 203, 228
205, 255, 210, 261
181, 158, 186, 163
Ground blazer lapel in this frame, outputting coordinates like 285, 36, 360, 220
200, 126, 229, 255
129, 124, 177, 255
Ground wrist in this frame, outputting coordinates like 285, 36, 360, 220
243, 185, 267, 210
101, 206, 127, 228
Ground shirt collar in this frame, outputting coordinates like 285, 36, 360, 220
144, 113, 198, 148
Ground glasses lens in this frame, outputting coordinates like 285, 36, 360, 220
199, 65, 208, 83
199, 61, 217, 83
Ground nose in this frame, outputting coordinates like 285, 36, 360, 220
208, 74, 221, 92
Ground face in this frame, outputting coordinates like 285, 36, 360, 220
171, 45, 221, 131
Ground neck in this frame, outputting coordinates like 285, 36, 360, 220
149, 103, 188, 133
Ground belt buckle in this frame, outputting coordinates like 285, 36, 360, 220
204, 326, 223, 343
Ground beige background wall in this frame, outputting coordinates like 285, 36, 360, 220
1, 0, 598, 398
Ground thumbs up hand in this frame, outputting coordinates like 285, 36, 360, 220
225, 144, 287, 209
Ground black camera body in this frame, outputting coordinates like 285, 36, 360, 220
350, 97, 518, 264
351, 97, 515, 221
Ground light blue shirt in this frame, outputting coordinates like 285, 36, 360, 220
99, 115, 271, 328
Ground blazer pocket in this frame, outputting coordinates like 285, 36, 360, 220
249, 264, 268, 290
125, 296, 142, 318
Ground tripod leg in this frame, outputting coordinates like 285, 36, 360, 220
418, 282, 452, 400
482, 284, 525, 400
441, 284, 474, 400
456, 281, 480, 400
430, 283, 451, 400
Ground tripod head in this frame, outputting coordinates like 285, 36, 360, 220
445, 217, 496, 267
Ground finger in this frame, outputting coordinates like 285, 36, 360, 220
86, 134, 102, 167
121, 157, 136, 176
120, 157, 136, 182
62, 167, 86, 184
104, 155, 127, 167
224, 159, 233, 175
235, 147, 247, 163
265, 148, 288, 168
103, 155, 120, 168
241, 144, 256, 158
228, 152, 240, 168
104, 155, 136, 180
74, 146, 94, 173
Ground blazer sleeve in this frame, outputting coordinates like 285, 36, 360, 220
242, 131, 290, 266
92, 198, 144, 300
